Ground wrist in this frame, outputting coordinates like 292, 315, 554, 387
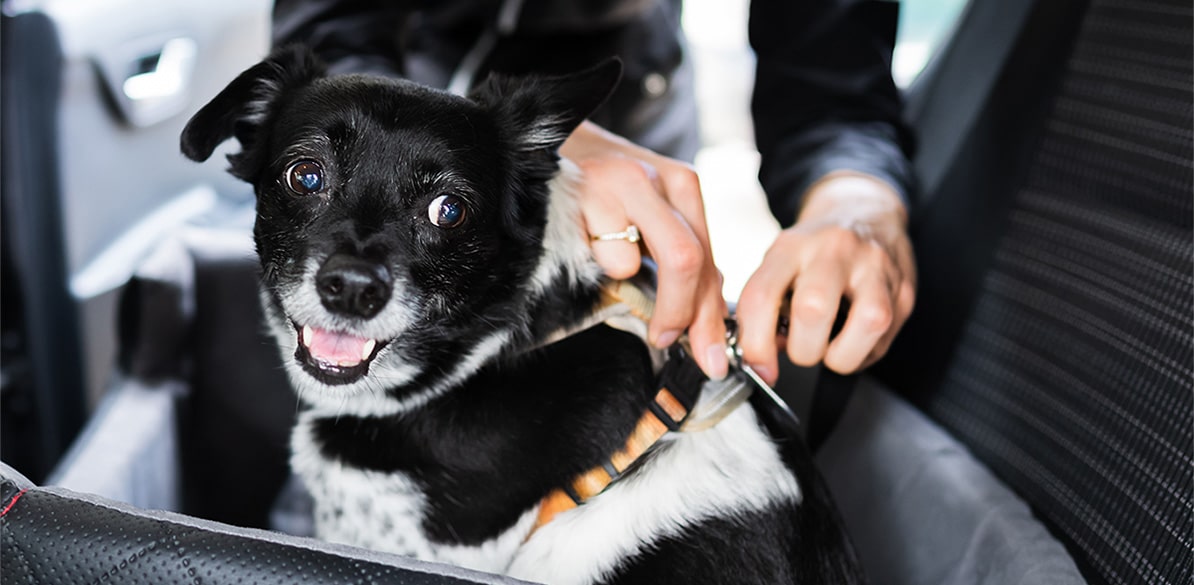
796, 171, 908, 229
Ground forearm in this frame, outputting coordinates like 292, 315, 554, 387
749, 0, 915, 226
762, 123, 914, 226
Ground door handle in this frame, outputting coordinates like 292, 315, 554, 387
121, 37, 197, 103
95, 35, 198, 127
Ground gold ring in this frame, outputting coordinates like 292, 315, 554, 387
590, 225, 641, 243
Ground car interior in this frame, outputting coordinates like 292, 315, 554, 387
2, 0, 1190, 584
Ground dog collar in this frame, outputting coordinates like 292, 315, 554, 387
587, 277, 758, 434
529, 342, 707, 536
531, 276, 659, 355
527, 277, 750, 537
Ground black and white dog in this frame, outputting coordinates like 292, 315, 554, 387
181, 46, 864, 585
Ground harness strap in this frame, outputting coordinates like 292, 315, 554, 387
530, 276, 657, 354
529, 343, 707, 536
598, 278, 655, 323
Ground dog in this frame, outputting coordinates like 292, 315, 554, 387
181, 45, 865, 585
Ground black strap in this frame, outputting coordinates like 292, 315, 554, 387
806, 370, 858, 452
653, 343, 708, 415
806, 302, 859, 451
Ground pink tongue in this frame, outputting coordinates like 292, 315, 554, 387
306, 327, 371, 366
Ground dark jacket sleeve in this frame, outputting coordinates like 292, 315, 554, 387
749, 0, 916, 227
272, 0, 409, 76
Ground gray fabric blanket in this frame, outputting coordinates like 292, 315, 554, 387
818, 378, 1087, 585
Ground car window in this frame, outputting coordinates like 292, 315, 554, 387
893, 0, 972, 86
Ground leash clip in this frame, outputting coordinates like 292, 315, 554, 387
679, 319, 787, 432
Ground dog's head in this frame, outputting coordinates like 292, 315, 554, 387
181, 46, 621, 412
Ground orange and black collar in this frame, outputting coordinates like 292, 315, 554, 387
528, 334, 708, 536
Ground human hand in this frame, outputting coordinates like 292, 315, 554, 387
560, 121, 730, 379
735, 173, 916, 384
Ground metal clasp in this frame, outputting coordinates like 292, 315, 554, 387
679, 318, 794, 432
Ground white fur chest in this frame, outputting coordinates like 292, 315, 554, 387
290, 404, 800, 585
289, 412, 536, 574
508, 405, 802, 585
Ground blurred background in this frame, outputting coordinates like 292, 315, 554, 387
0, 0, 969, 483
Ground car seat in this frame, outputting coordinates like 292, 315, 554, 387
3, 0, 1190, 583
835, 0, 1191, 583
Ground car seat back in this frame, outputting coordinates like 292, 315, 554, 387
118, 229, 296, 528
1, 11, 87, 484
880, 0, 1192, 583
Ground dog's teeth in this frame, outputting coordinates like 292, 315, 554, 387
302, 325, 314, 347
362, 339, 377, 359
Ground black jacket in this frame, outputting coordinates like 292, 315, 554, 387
272, 0, 914, 225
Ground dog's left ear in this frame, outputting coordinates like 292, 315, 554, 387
470, 58, 623, 153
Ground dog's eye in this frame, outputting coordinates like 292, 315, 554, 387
428, 194, 466, 228
285, 160, 325, 195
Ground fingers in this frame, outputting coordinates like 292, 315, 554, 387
684, 278, 730, 379
580, 170, 643, 280
673, 190, 730, 379
822, 271, 891, 373
581, 158, 702, 343
860, 279, 916, 369
629, 205, 702, 341
622, 168, 727, 378
736, 240, 798, 385
785, 258, 846, 368
737, 223, 916, 381
576, 156, 728, 379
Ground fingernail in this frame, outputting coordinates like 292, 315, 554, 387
655, 329, 681, 348
750, 364, 776, 385
704, 344, 729, 381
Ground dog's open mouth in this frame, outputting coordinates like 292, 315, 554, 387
293, 322, 389, 385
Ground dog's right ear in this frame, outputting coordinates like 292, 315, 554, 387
180, 45, 325, 179
470, 58, 623, 154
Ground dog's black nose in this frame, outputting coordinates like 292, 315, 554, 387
316, 254, 392, 319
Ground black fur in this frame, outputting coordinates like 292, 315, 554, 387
596, 503, 805, 585
313, 324, 657, 545
183, 46, 625, 400
182, 46, 865, 584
